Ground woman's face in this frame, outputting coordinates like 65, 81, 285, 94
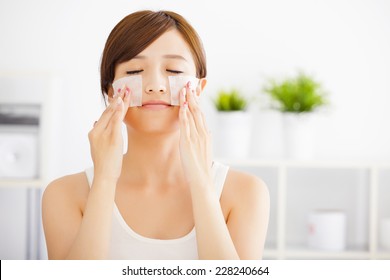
110, 29, 206, 134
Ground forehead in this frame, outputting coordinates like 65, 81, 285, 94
136, 29, 194, 63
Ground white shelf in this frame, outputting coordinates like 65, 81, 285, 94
264, 247, 371, 259
219, 158, 390, 169
220, 158, 390, 260
262, 249, 279, 259
375, 252, 390, 260
285, 249, 370, 259
0, 179, 44, 188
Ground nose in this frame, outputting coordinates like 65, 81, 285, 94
145, 73, 167, 95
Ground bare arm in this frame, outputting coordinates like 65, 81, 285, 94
190, 173, 270, 260
42, 89, 131, 259
66, 178, 116, 259
226, 174, 270, 259
178, 83, 270, 259
190, 183, 240, 259
42, 176, 116, 259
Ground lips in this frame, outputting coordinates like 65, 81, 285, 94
141, 100, 172, 110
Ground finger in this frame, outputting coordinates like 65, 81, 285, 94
122, 87, 131, 118
187, 86, 206, 136
184, 83, 198, 138
107, 96, 124, 135
194, 83, 201, 103
194, 86, 209, 131
96, 84, 129, 132
179, 87, 187, 107
189, 86, 211, 164
193, 83, 210, 134
179, 98, 190, 140
179, 86, 190, 139
113, 83, 125, 98
114, 85, 131, 118
94, 96, 123, 131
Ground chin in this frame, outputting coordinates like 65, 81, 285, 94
124, 108, 180, 135
128, 123, 180, 135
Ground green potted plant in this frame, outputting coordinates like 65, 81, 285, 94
213, 89, 252, 158
213, 89, 247, 111
263, 72, 327, 114
262, 72, 328, 159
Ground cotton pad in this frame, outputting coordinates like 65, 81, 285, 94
112, 75, 199, 107
168, 76, 199, 106
112, 75, 142, 107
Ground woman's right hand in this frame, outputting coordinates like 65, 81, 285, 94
88, 88, 131, 183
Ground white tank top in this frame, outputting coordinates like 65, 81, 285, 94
84, 161, 229, 260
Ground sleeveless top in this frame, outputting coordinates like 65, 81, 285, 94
84, 161, 229, 260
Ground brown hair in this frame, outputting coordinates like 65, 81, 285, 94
100, 10, 207, 102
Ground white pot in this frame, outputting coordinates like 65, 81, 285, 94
252, 110, 283, 159
283, 112, 314, 160
307, 210, 347, 251
214, 111, 252, 159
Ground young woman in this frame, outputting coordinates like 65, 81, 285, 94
42, 10, 269, 260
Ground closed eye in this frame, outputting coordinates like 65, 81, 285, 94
167, 69, 183, 74
126, 70, 143, 75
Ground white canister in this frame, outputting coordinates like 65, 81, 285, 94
283, 112, 314, 160
307, 210, 347, 251
214, 111, 252, 159
379, 218, 390, 250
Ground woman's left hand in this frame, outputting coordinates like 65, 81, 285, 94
179, 81, 213, 189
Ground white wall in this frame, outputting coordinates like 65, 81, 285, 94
1, 0, 389, 180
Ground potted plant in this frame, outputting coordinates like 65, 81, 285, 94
213, 89, 251, 158
263, 72, 328, 159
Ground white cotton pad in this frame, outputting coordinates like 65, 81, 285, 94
168, 76, 199, 106
112, 75, 143, 107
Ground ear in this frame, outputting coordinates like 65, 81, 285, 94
196, 78, 207, 97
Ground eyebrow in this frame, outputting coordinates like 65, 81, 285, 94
163, 54, 188, 61
133, 54, 188, 62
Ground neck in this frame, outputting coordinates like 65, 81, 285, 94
121, 127, 183, 187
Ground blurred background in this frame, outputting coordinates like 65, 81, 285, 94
0, 0, 389, 259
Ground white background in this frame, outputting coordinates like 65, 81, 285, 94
1, 0, 389, 180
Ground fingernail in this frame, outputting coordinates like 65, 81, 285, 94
183, 101, 188, 109
118, 88, 121, 93
187, 81, 191, 88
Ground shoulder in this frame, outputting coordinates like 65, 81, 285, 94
221, 168, 270, 259
42, 171, 90, 212
224, 168, 269, 198
221, 168, 270, 212
42, 171, 90, 259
